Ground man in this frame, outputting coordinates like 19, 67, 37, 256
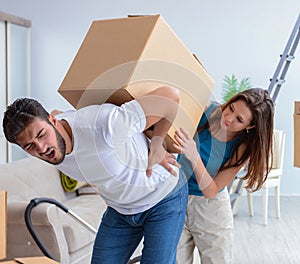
3, 86, 188, 264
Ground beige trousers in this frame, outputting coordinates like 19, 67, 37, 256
176, 188, 233, 264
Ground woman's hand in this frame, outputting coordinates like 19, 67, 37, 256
173, 127, 200, 168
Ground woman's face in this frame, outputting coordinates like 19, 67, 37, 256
221, 99, 253, 133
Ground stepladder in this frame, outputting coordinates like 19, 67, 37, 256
229, 12, 300, 210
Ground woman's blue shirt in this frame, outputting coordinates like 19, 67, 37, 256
178, 103, 239, 196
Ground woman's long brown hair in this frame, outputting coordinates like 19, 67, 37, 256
199, 88, 274, 191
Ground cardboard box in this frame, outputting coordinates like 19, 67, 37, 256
0, 191, 7, 260
58, 15, 214, 152
0, 256, 59, 264
294, 101, 300, 167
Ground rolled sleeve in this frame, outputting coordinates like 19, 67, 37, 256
106, 100, 146, 146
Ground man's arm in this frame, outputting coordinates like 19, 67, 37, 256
50, 109, 63, 115
136, 86, 179, 132
136, 86, 180, 176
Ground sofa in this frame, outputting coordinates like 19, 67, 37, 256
0, 156, 141, 263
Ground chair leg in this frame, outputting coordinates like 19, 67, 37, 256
263, 187, 268, 225
275, 185, 280, 219
247, 191, 254, 216
232, 195, 242, 216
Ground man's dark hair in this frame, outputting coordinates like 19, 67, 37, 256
2, 98, 50, 144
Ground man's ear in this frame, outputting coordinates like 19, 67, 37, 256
48, 114, 58, 126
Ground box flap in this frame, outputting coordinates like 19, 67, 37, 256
14, 257, 59, 264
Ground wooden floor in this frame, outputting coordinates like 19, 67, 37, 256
232, 195, 300, 264
138, 195, 300, 264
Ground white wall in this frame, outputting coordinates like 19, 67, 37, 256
0, 0, 300, 194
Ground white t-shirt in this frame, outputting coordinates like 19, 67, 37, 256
56, 100, 178, 214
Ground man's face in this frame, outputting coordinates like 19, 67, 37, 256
16, 118, 66, 165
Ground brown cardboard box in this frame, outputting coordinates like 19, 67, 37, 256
0, 257, 59, 264
294, 101, 300, 167
0, 191, 7, 260
58, 15, 214, 152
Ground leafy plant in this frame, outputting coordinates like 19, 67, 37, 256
221, 74, 252, 103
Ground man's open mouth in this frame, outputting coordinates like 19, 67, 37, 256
44, 148, 55, 159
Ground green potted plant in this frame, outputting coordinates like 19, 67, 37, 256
221, 74, 252, 103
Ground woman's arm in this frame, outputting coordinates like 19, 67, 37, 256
174, 127, 246, 198
194, 158, 243, 199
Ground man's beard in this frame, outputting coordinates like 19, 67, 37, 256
45, 125, 66, 165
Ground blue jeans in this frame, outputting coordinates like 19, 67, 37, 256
91, 178, 188, 264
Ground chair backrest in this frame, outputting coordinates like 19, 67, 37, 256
272, 130, 286, 170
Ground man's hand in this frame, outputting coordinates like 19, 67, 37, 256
158, 151, 180, 177
146, 136, 179, 177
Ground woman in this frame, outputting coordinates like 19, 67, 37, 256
174, 88, 274, 264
